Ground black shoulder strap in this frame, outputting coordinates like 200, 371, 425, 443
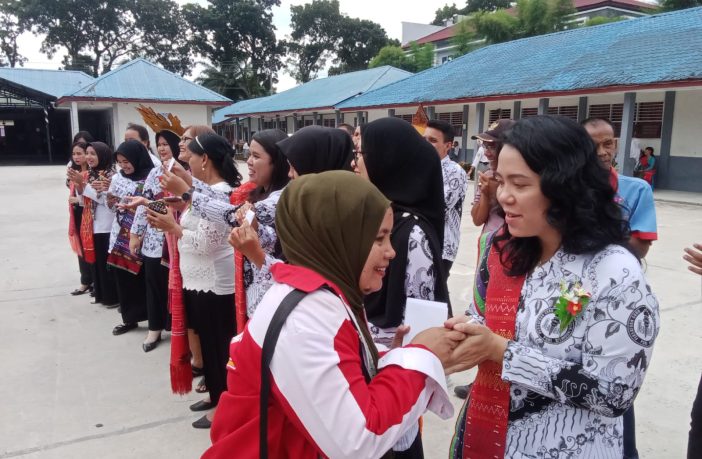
259, 288, 309, 459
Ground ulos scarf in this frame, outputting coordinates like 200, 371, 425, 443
231, 181, 258, 333
458, 234, 526, 459
68, 178, 85, 257
275, 170, 389, 367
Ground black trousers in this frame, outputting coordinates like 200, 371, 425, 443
143, 256, 169, 331
622, 405, 639, 458
442, 259, 454, 279
184, 289, 236, 406
688, 372, 702, 458
71, 205, 93, 286
113, 266, 148, 325
92, 233, 118, 305
392, 432, 423, 458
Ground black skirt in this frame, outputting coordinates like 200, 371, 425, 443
92, 233, 118, 306
183, 289, 236, 405
143, 256, 169, 331
113, 266, 147, 325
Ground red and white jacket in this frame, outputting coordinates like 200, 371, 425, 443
203, 264, 453, 459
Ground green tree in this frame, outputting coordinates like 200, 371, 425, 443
196, 63, 263, 101
660, 0, 702, 10
0, 1, 26, 67
473, 0, 576, 44
17, 0, 193, 76
582, 15, 627, 27
286, 0, 393, 82
432, 3, 461, 25
463, 0, 512, 13
185, 0, 283, 95
285, 0, 342, 82
329, 18, 391, 75
451, 18, 478, 57
409, 42, 435, 71
368, 45, 415, 72
473, 10, 520, 43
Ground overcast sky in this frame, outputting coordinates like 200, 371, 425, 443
15, 0, 449, 92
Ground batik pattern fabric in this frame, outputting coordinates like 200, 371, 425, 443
106, 174, 146, 274
370, 224, 436, 348
454, 240, 660, 458
441, 156, 467, 262
131, 167, 166, 258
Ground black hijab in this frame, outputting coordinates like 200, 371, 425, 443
277, 125, 354, 175
88, 141, 114, 172
115, 140, 154, 181
156, 129, 186, 167
361, 117, 449, 328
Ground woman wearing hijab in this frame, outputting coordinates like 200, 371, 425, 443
70, 142, 119, 307
126, 130, 183, 352
354, 117, 450, 343
106, 140, 156, 336
279, 125, 354, 178
352, 117, 450, 456
204, 171, 462, 459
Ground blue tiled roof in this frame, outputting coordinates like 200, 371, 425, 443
0, 68, 94, 99
214, 66, 412, 120
60, 58, 231, 104
338, 7, 702, 109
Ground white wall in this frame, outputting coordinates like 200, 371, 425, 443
111, 102, 211, 148
670, 88, 702, 158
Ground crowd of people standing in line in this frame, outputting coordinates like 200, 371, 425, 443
62, 113, 700, 458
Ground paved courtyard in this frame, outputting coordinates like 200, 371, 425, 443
1, 165, 700, 458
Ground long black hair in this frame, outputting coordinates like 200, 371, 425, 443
69, 141, 88, 171
494, 115, 630, 276
188, 133, 242, 188
248, 129, 289, 203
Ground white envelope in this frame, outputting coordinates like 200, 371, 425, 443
402, 298, 448, 346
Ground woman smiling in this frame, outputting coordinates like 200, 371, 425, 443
447, 116, 660, 459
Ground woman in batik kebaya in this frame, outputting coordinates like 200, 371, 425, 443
447, 115, 660, 459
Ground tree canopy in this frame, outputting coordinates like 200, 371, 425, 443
368, 42, 436, 73
285, 0, 394, 83
0, 2, 25, 67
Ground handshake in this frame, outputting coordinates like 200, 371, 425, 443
392, 315, 509, 375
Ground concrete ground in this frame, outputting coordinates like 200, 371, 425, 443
1, 165, 700, 458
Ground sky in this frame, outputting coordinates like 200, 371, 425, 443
14, 0, 450, 92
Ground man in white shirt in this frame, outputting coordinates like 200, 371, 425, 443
467, 141, 489, 181
423, 119, 468, 276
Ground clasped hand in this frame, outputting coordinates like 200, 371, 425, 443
441, 315, 509, 374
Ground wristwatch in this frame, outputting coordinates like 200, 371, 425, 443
181, 187, 195, 202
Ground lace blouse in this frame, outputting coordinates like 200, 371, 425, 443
178, 182, 234, 295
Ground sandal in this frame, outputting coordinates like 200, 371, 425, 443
195, 376, 207, 394
192, 365, 204, 377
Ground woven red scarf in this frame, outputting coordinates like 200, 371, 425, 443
80, 197, 96, 264
167, 221, 191, 394
230, 182, 257, 333
463, 241, 525, 458
68, 182, 83, 258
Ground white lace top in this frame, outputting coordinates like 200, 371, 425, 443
178, 181, 234, 295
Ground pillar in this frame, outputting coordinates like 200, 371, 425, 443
513, 101, 522, 120
657, 91, 676, 189
537, 98, 549, 116
577, 96, 588, 123
616, 92, 637, 176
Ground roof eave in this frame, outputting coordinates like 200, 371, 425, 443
224, 105, 338, 119
338, 78, 702, 111
56, 96, 231, 107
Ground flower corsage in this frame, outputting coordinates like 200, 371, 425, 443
554, 281, 591, 332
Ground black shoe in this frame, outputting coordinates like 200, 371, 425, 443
71, 287, 90, 296
112, 323, 137, 336
192, 415, 211, 429
89, 289, 95, 297
190, 399, 214, 412
103, 302, 119, 309
142, 335, 161, 353
454, 384, 471, 399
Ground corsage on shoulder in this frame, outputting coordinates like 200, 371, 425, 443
554, 280, 591, 332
